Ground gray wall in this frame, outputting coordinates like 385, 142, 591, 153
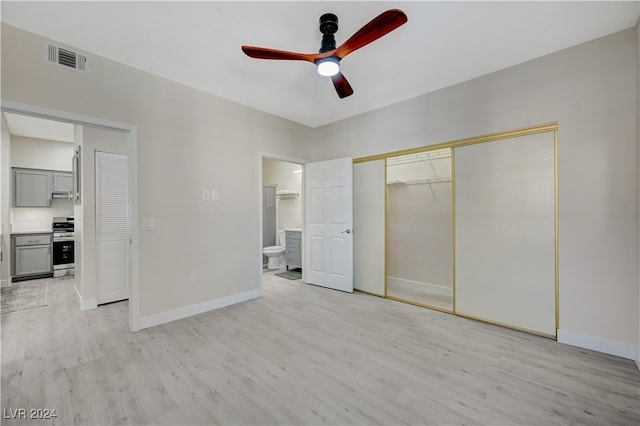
1, 23, 313, 319
311, 29, 639, 355
636, 18, 640, 366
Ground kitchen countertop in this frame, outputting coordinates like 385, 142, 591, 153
11, 230, 53, 235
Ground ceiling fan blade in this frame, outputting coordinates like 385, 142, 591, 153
334, 9, 407, 59
241, 46, 320, 63
331, 72, 354, 98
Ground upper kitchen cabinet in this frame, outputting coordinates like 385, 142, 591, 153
13, 167, 73, 206
13, 168, 51, 207
52, 172, 73, 193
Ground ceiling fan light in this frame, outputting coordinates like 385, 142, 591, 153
317, 58, 340, 77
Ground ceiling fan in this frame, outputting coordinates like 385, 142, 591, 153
241, 9, 408, 99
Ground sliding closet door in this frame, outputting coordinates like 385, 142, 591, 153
353, 160, 385, 296
455, 132, 555, 336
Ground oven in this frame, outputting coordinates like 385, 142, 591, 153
52, 217, 75, 278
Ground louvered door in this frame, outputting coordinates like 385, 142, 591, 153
96, 151, 129, 304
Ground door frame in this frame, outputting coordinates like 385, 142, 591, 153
257, 152, 306, 293
1, 100, 141, 332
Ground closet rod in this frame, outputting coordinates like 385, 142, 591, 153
387, 177, 452, 186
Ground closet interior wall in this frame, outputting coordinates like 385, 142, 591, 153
386, 149, 454, 312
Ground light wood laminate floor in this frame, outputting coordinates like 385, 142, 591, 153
2, 274, 639, 425
386, 280, 453, 311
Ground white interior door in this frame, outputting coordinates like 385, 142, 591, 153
96, 151, 129, 305
305, 157, 353, 292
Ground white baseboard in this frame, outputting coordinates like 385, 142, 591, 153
1, 278, 11, 288
387, 276, 452, 297
72, 282, 97, 311
557, 329, 636, 360
139, 288, 261, 330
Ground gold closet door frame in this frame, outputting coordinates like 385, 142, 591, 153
353, 122, 559, 339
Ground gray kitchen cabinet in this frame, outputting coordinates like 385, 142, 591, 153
11, 233, 53, 280
52, 172, 73, 193
13, 168, 73, 206
13, 168, 51, 207
285, 229, 302, 270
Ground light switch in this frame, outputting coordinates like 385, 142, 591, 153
202, 190, 211, 201
142, 218, 156, 230
211, 190, 219, 201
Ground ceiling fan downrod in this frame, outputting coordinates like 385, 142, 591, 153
319, 13, 338, 53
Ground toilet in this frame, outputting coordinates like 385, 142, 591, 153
263, 230, 286, 269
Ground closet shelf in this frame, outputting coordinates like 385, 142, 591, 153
276, 190, 299, 199
387, 177, 452, 186
387, 150, 451, 165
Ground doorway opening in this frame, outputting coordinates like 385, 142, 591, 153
1, 101, 140, 331
258, 153, 304, 292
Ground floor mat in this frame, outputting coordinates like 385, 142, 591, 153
1, 281, 49, 314
275, 270, 302, 280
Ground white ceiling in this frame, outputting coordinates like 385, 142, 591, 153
3, 112, 75, 142
2, 1, 638, 128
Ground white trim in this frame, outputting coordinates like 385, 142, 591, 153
558, 329, 636, 360
387, 276, 453, 297
257, 152, 306, 294
1, 100, 130, 133
1, 100, 140, 332
128, 126, 140, 331
72, 281, 97, 311
1, 279, 11, 288
139, 288, 260, 330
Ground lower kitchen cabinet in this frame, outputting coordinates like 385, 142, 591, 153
11, 233, 53, 281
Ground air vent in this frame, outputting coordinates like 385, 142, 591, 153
43, 41, 90, 74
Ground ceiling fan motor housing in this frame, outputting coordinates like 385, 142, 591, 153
319, 13, 338, 53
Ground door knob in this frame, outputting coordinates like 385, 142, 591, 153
341, 229, 352, 234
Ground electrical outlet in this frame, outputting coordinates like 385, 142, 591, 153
142, 218, 156, 230
190, 272, 197, 283
211, 190, 219, 201
202, 190, 211, 201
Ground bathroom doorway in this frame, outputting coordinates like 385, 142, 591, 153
258, 153, 304, 289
